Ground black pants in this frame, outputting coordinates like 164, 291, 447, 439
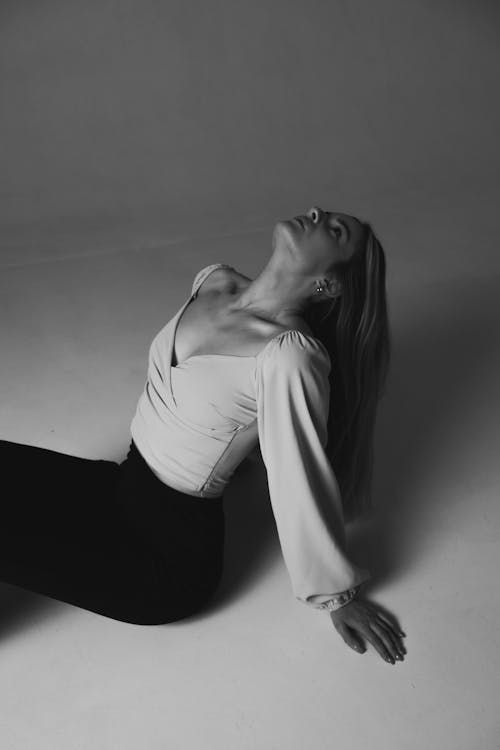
0, 439, 225, 625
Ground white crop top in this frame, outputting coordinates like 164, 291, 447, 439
130, 263, 371, 608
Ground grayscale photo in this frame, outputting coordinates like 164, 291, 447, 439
0, 1, 498, 748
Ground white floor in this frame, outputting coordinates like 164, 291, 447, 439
0, 216, 499, 750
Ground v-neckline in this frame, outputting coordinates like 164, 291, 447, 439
170, 293, 259, 367
167, 293, 261, 405
166, 292, 327, 407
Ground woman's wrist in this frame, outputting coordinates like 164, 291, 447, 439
316, 585, 360, 612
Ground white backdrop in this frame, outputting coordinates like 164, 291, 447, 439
0, 3, 499, 749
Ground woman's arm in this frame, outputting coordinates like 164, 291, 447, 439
254, 329, 407, 664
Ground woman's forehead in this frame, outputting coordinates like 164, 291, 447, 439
329, 211, 361, 228
329, 211, 365, 241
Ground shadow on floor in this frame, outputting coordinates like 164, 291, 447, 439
0, 582, 65, 638
196, 456, 280, 618
348, 274, 500, 604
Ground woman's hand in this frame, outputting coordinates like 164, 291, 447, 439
329, 596, 407, 664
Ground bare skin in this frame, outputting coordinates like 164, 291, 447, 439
330, 599, 407, 664
226, 206, 364, 323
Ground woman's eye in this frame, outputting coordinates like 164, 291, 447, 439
331, 225, 342, 238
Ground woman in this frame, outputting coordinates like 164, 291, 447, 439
0, 206, 406, 665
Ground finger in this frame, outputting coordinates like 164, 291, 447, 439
362, 627, 395, 664
381, 620, 407, 656
373, 614, 407, 654
333, 622, 366, 655
366, 611, 406, 656
369, 622, 404, 661
363, 602, 406, 639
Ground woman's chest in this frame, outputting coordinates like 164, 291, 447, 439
172, 291, 285, 368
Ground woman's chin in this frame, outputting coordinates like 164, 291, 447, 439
273, 219, 296, 244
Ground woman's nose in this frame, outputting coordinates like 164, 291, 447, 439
307, 206, 324, 224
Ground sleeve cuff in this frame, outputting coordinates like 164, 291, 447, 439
301, 584, 364, 611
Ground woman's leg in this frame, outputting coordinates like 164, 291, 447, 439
0, 439, 225, 625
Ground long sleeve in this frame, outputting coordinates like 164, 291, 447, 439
254, 330, 371, 609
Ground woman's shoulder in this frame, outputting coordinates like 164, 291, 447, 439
261, 328, 329, 364
190, 263, 325, 360
192, 264, 252, 297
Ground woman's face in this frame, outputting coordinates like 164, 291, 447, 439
274, 206, 365, 273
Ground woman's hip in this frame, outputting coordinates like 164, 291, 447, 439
116, 441, 225, 595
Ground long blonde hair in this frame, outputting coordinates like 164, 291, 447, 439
304, 223, 391, 522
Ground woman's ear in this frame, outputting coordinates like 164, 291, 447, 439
326, 278, 342, 299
